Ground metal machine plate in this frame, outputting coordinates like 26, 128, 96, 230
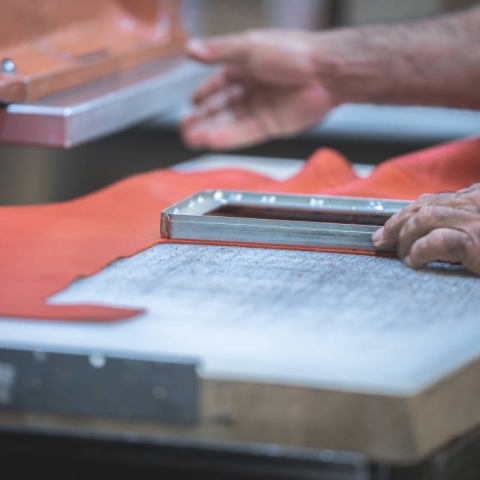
0, 347, 199, 425
161, 190, 409, 252
0, 59, 209, 148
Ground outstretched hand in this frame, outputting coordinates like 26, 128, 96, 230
181, 30, 338, 150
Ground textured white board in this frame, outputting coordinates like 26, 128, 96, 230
1, 243, 479, 396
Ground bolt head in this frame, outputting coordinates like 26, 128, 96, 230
1, 59, 16, 75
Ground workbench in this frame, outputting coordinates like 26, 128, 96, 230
1, 155, 480, 480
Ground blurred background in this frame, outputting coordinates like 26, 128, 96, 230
1, 0, 479, 205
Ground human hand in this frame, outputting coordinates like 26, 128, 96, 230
372, 184, 480, 274
181, 30, 339, 150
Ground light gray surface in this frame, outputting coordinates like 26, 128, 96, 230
173, 154, 375, 179
174, 154, 306, 180
0, 59, 210, 148
0, 244, 479, 397
312, 104, 480, 142
151, 101, 480, 143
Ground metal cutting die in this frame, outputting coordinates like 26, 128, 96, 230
161, 190, 410, 252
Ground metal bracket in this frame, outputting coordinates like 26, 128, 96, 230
0, 347, 199, 425
0, 59, 210, 148
161, 190, 409, 252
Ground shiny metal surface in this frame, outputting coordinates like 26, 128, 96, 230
0, 346, 199, 424
1, 58, 16, 76
161, 190, 409, 252
0, 58, 210, 148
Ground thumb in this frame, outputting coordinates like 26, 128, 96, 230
187, 34, 248, 64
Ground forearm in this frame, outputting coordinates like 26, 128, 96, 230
315, 6, 480, 109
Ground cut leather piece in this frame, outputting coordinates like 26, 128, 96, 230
1, 138, 480, 322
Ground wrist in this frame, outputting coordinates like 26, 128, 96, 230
309, 28, 382, 106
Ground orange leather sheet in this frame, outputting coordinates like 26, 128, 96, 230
1, 137, 480, 322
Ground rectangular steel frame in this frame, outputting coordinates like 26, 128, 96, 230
161, 190, 410, 253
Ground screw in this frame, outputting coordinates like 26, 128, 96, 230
1, 59, 16, 75
89, 353, 106, 369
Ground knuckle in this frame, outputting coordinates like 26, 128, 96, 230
437, 192, 454, 201
430, 231, 449, 254
383, 213, 400, 234
418, 192, 452, 205
429, 229, 446, 247
439, 235, 468, 256
418, 193, 433, 202
415, 206, 435, 224
444, 234, 468, 258
398, 220, 417, 245
461, 183, 480, 193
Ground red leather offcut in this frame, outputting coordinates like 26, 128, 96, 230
1, 137, 480, 322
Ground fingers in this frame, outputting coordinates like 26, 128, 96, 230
373, 193, 452, 249
397, 206, 476, 258
370, 195, 480, 275
407, 228, 471, 269
369, 184, 480, 274
192, 66, 243, 105
181, 107, 269, 150
182, 84, 246, 130
187, 35, 249, 64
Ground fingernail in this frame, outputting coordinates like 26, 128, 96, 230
404, 255, 412, 267
372, 227, 384, 245
187, 39, 210, 57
